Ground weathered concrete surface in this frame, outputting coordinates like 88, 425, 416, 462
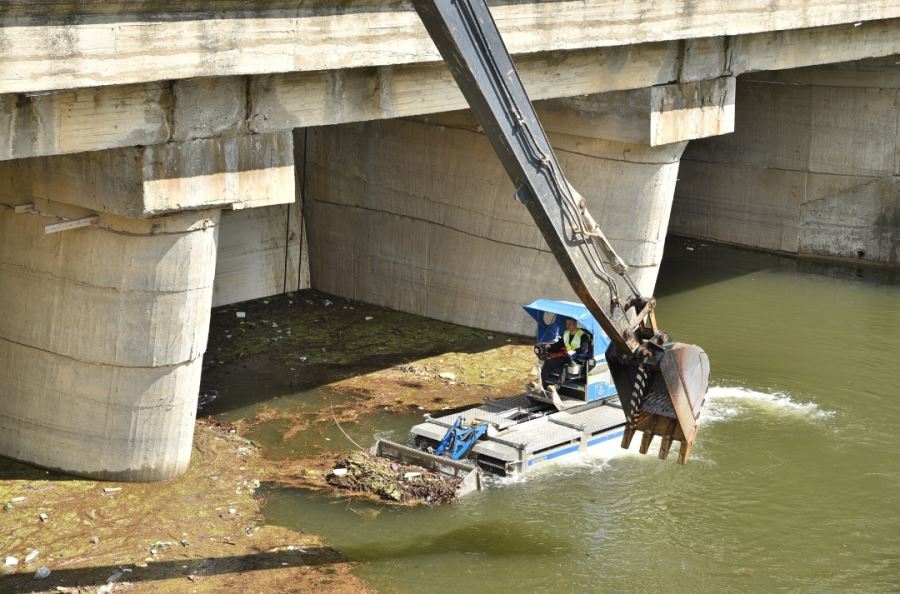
2, 18, 898, 162
172, 77, 247, 142
212, 129, 310, 306
2, 1, 898, 94
212, 203, 309, 307
0, 131, 295, 217
0, 206, 219, 480
539, 77, 735, 146
302, 116, 686, 334
671, 57, 900, 265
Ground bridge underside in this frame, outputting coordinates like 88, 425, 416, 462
0, 1, 898, 480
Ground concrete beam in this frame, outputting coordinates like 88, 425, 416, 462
0, 83, 172, 161
0, 131, 295, 217
729, 19, 900, 75
2, 19, 898, 162
537, 77, 735, 146
2, 1, 898, 94
249, 42, 680, 133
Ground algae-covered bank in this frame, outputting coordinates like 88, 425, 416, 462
198, 291, 532, 495
0, 420, 370, 593
1, 290, 533, 593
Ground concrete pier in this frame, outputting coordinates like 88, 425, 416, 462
671, 57, 900, 265
0, 207, 218, 480
0, 134, 295, 479
303, 116, 687, 335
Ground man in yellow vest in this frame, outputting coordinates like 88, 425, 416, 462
541, 318, 589, 387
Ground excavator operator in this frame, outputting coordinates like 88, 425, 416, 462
541, 318, 590, 387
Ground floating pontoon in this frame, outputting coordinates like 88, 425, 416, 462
374, 300, 629, 493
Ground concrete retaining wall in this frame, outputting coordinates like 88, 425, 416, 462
671, 57, 900, 265
302, 117, 685, 335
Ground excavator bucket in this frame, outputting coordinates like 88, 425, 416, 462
607, 342, 710, 463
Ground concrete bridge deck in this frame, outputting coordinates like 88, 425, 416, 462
0, 1, 898, 480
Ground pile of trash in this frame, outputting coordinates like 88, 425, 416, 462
326, 452, 461, 505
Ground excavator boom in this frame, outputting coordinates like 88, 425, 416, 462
413, 0, 710, 462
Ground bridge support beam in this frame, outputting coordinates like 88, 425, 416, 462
538, 77, 735, 147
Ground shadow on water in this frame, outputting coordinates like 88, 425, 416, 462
657, 235, 898, 298
0, 548, 342, 594
261, 487, 572, 563
342, 522, 572, 562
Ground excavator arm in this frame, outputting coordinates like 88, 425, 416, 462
413, 0, 710, 462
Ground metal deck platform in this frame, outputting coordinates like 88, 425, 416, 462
409, 393, 627, 474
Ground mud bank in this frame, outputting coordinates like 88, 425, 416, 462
200, 290, 534, 500
0, 421, 369, 593
1, 290, 537, 593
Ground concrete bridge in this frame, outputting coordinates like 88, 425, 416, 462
1, 1, 898, 480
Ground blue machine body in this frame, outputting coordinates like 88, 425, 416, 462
434, 418, 490, 460
523, 299, 617, 402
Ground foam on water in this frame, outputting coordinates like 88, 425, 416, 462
703, 385, 834, 423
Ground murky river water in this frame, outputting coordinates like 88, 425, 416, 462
252, 239, 900, 592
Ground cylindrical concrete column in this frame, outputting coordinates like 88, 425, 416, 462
0, 208, 219, 480
302, 117, 686, 335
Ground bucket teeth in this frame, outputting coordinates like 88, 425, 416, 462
607, 341, 709, 464
677, 439, 693, 465
658, 435, 672, 460
639, 431, 653, 454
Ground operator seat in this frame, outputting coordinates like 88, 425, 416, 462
566, 330, 594, 381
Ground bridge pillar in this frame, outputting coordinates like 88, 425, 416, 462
671, 58, 899, 265
0, 132, 294, 480
301, 80, 734, 334
300, 81, 726, 333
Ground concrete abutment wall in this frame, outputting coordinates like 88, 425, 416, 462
671, 57, 900, 266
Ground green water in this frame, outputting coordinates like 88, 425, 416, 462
261, 239, 900, 592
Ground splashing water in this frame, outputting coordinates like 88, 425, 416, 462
702, 384, 834, 423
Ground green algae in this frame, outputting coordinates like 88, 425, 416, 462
205, 290, 528, 373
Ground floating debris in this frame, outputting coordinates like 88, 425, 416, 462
326, 452, 460, 505
34, 566, 50, 579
